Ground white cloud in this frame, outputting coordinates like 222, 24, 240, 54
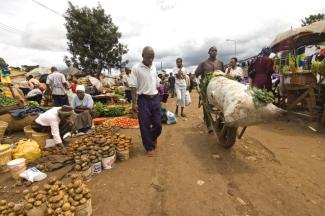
0, 0, 324, 69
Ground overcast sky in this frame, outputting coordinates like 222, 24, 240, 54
0, 0, 324, 71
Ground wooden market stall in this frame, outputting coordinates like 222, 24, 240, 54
270, 21, 325, 121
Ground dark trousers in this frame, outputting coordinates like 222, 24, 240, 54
31, 120, 73, 142
27, 94, 42, 104
52, 94, 69, 106
138, 95, 162, 151
125, 90, 132, 103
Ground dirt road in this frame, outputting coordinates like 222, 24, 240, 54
88, 92, 325, 216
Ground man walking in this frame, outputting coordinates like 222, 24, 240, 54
129, 46, 162, 157
195, 46, 224, 133
168, 72, 176, 98
46, 67, 69, 106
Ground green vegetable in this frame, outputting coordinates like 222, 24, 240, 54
27, 101, 39, 108
199, 72, 235, 95
249, 87, 274, 108
94, 102, 125, 117
0, 94, 17, 107
311, 61, 325, 75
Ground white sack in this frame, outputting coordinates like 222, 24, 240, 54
207, 76, 283, 127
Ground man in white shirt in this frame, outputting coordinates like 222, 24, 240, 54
173, 58, 188, 117
226, 57, 244, 80
32, 106, 74, 153
46, 67, 69, 106
129, 46, 161, 157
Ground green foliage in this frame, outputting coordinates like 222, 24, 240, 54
0, 94, 17, 107
94, 102, 125, 117
249, 87, 275, 108
301, 13, 325, 26
64, 2, 128, 78
199, 73, 236, 95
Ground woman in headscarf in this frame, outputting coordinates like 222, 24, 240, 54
248, 47, 274, 91
71, 85, 95, 133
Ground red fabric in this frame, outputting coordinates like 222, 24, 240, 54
251, 56, 274, 91
70, 82, 77, 93
320, 48, 325, 55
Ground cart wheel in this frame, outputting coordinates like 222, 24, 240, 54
218, 126, 238, 149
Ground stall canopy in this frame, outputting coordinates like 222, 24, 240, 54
26, 67, 51, 79
271, 21, 325, 52
62, 66, 83, 76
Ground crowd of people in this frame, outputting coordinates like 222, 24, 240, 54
0, 45, 277, 156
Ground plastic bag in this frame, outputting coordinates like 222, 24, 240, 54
185, 91, 191, 106
12, 139, 41, 163
19, 167, 47, 182
166, 111, 177, 125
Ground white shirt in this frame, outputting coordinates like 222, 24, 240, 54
129, 62, 160, 95
46, 71, 67, 95
35, 107, 62, 144
71, 93, 94, 109
226, 67, 244, 78
173, 67, 187, 87
26, 88, 42, 98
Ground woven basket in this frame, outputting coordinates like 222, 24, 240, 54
24, 125, 35, 139
0, 121, 8, 143
32, 132, 50, 149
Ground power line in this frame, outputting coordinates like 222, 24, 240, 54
0, 22, 27, 34
31, 0, 64, 18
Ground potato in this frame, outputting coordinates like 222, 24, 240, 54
7, 202, 15, 208
0, 200, 6, 206
85, 193, 91, 199
31, 186, 39, 193
34, 201, 42, 207
74, 194, 83, 201
44, 184, 51, 191
62, 203, 71, 211
75, 187, 82, 194
35, 194, 43, 201
47, 208, 54, 215
22, 189, 29, 195
79, 198, 87, 205
75, 164, 82, 171
13, 204, 22, 212
28, 198, 35, 204
48, 176, 58, 185
68, 188, 74, 195
54, 207, 62, 214
25, 203, 33, 210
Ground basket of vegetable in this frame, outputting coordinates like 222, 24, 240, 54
94, 102, 126, 117
0, 94, 17, 108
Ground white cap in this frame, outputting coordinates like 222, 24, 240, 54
76, 85, 85, 92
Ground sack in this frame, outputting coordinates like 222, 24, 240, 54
12, 139, 41, 163
166, 111, 177, 125
185, 91, 191, 106
207, 75, 283, 127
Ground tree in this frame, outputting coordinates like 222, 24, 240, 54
64, 2, 128, 78
301, 13, 325, 26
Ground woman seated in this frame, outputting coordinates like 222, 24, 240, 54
71, 85, 95, 133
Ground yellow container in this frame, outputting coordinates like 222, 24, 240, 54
0, 121, 8, 143
0, 144, 12, 173
31, 132, 50, 149
24, 125, 35, 139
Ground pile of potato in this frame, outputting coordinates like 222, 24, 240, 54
23, 185, 47, 211
44, 176, 74, 216
0, 200, 23, 215
67, 174, 91, 208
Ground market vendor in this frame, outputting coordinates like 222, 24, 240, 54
225, 57, 244, 81
32, 106, 74, 153
71, 85, 94, 133
195, 46, 224, 133
0, 58, 11, 84
25, 86, 43, 104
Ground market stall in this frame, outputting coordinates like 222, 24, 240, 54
271, 21, 325, 120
